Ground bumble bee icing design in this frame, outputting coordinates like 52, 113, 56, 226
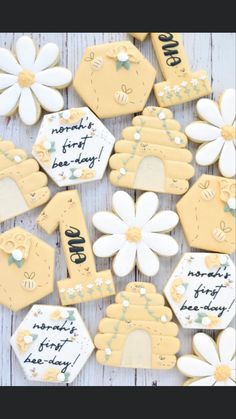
92, 191, 179, 277
164, 253, 235, 330
73, 41, 156, 118
109, 106, 194, 194
37, 190, 115, 305
0, 36, 72, 125
176, 175, 236, 254
10, 304, 94, 384
94, 282, 180, 369
177, 328, 236, 386
185, 89, 236, 178
0, 139, 51, 223
0, 227, 55, 311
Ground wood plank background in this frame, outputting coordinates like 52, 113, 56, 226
0, 32, 235, 386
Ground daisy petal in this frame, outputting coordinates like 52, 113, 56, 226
0, 74, 17, 90
93, 212, 127, 234
214, 381, 224, 386
93, 234, 126, 257
113, 242, 136, 277
177, 355, 215, 377
185, 122, 220, 143
31, 83, 63, 112
0, 48, 22, 75
218, 141, 236, 178
143, 210, 179, 233
135, 192, 159, 227
0, 84, 21, 116
193, 333, 220, 366
231, 370, 236, 382
136, 242, 159, 276
15, 36, 36, 69
142, 233, 178, 256
188, 376, 215, 386
112, 191, 135, 225
35, 67, 72, 88
224, 379, 236, 386
197, 98, 224, 128
229, 357, 236, 370
33, 43, 59, 72
219, 88, 236, 125
218, 328, 236, 363
18, 88, 39, 125
196, 137, 224, 166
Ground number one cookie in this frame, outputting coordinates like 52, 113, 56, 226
37, 190, 115, 305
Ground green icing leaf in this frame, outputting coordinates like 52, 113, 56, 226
32, 334, 38, 341
68, 311, 75, 321
64, 372, 70, 382
8, 255, 14, 265
116, 61, 123, 70
123, 61, 130, 70
197, 313, 207, 318
16, 259, 24, 268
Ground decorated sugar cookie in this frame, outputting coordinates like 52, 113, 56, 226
129, 33, 149, 41
185, 89, 236, 178
10, 304, 94, 383
92, 191, 179, 277
109, 106, 194, 194
176, 174, 236, 254
94, 282, 180, 369
0, 227, 55, 311
177, 328, 236, 386
73, 41, 156, 118
0, 36, 72, 125
164, 253, 235, 329
0, 138, 51, 223
32, 107, 115, 187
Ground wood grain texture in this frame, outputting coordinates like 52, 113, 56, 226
0, 32, 235, 386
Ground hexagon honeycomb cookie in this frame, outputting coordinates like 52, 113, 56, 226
10, 304, 94, 383
164, 253, 235, 330
73, 41, 156, 118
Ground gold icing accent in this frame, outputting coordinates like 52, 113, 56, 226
204, 254, 221, 269
18, 69, 35, 88
221, 125, 236, 141
0, 232, 31, 259
214, 364, 231, 381
126, 227, 142, 243
219, 179, 236, 203
170, 278, 186, 303
50, 309, 62, 320
106, 45, 139, 63
33, 140, 51, 164
206, 315, 220, 328
79, 168, 96, 180
16, 330, 33, 352
43, 368, 61, 382
60, 108, 85, 125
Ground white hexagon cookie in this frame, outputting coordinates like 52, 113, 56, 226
32, 107, 115, 187
10, 304, 94, 383
164, 253, 235, 330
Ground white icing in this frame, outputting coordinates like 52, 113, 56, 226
43, 140, 52, 151
93, 234, 126, 257
113, 241, 137, 277
195, 137, 224, 166
60, 311, 69, 319
160, 315, 167, 323
177, 356, 215, 377
197, 99, 224, 128
12, 249, 23, 261
31, 83, 64, 111
188, 376, 215, 386
218, 328, 236, 363
143, 211, 179, 233
0, 74, 17, 90
135, 192, 159, 227
14, 155, 22, 163
23, 335, 33, 344
193, 333, 219, 366
35, 68, 72, 87
117, 52, 128, 62
175, 285, 186, 295
119, 168, 126, 175
227, 198, 236, 210
18, 88, 39, 126
134, 132, 141, 140
201, 317, 211, 326
0, 83, 21, 116
219, 141, 236, 178
139, 287, 146, 295
142, 233, 178, 256
92, 212, 127, 234
136, 241, 159, 276
174, 136, 182, 144
105, 347, 112, 355
73, 169, 82, 178
0, 48, 22, 75
112, 191, 135, 225
158, 111, 166, 120
57, 373, 65, 382
62, 110, 70, 120
95, 278, 103, 286
185, 122, 221, 143
87, 284, 93, 289
219, 89, 236, 125
33, 43, 59, 72
15, 36, 36, 69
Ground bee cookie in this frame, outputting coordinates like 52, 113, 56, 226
73, 41, 156, 118
94, 282, 180, 369
109, 106, 194, 194
177, 328, 236, 386
32, 107, 115, 187
0, 138, 51, 223
176, 175, 236, 254
0, 35, 72, 125
10, 304, 94, 384
129, 33, 149, 41
0, 227, 55, 311
92, 190, 179, 277
185, 89, 236, 178
164, 253, 235, 330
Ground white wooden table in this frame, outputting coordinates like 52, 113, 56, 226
0, 32, 235, 386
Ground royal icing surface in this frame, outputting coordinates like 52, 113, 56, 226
164, 253, 235, 329
32, 107, 115, 187
0, 36, 72, 125
10, 304, 94, 383
92, 191, 179, 277
177, 328, 236, 386
0, 227, 55, 311
109, 106, 194, 195
95, 282, 180, 369
185, 89, 236, 178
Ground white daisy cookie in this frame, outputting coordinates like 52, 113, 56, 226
0, 36, 72, 125
92, 191, 179, 277
185, 89, 236, 177
177, 328, 236, 386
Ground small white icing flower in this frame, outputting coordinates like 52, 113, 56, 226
227, 198, 236, 209
60, 288, 66, 294
67, 288, 75, 296
177, 328, 236, 386
164, 86, 171, 92
60, 310, 69, 319
158, 91, 164, 97
180, 81, 188, 87
201, 316, 212, 326
87, 283, 94, 289
75, 284, 83, 293
92, 191, 179, 277
23, 335, 33, 344
95, 278, 103, 286
0, 36, 72, 125
14, 155, 22, 163
219, 255, 228, 265
57, 373, 65, 382
43, 140, 53, 151
190, 79, 198, 86
185, 89, 236, 177
139, 287, 146, 295
174, 136, 182, 145
175, 285, 186, 295
134, 132, 141, 141
105, 279, 112, 285
11, 249, 23, 261
158, 111, 166, 120
73, 169, 83, 178
199, 75, 206, 81
123, 300, 129, 307
173, 85, 181, 93
105, 347, 112, 356
160, 315, 168, 323
119, 167, 126, 175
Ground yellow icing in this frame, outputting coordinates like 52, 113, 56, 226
221, 125, 235, 141
126, 227, 142, 243
16, 330, 33, 352
18, 69, 35, 88
214, 365, 231, 381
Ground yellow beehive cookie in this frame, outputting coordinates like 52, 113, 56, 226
94, 282, 180, 369
109, 106, 194, 195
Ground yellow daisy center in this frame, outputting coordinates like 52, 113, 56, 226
214, 364, 231, 382
126, 227, 142, 243
221, 125, 235, 141
18, 69, 35, 88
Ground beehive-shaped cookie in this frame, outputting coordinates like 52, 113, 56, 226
94, 282, 180, 369
109, 106, 194, 195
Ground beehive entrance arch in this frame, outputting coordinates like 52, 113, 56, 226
121, 329, 152, 368
134, 156, 165, 192
0, 178, 28, 223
